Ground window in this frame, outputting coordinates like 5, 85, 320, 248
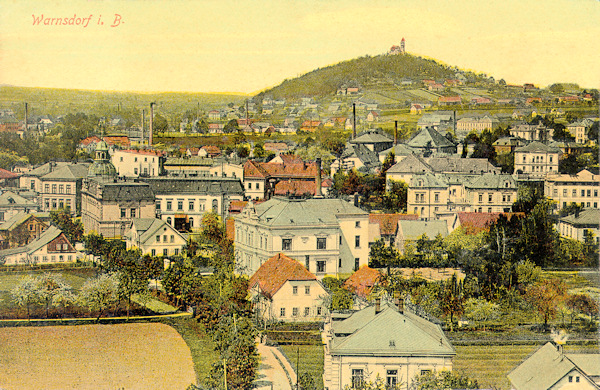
305, 286, 310, 295
45, 199, 50, 209
66, 185, 71, 194
304, 307, 310, 316
292, 307, 299, 317
156, 235, 160, 243
174, 249, 179, 255
292, 286, 298, 295
572, 189, 576, 197
177, 200, 183, 210
355, 235, 360, 248
151, 249, 156, 256
166, 217, 172, 225
121, 208, 126, 218
576, 376, 580, 383
188, 200, 194, 210
156, 201, 161, 210
170, 235, 175, 243
386, 370, 398, 388
59, 184, 64, 194
31, 180, 35, 190
434, 193, 439, 202
354, 258, 359, 271
166, 200, 172, 210
569, 376, 573, 383
581, 190, 585, 197
212, 199, 218, 212
488, 194, 493, 203
52, 184, 57, 193
282, 238, 292, 250
120, 156, 123, 162
317, 307, 322, 316
144, 157, 147, 162
420, 370, 432, 375
587, 189, 591, 197
317, 237, 326, 250
134, 168, 138, 175
338, 258, 342, 268
59, 199, 64, 209
280, 308, 286, 317
52, 199, 57, 209
355, 221, 360, 228
130, 208, 136, 218
352, 369, 364, 389
189, 218, 194, 227
317, 261, 326, 273
305, 255, 310, 270
478, 193, 483, 202
134, 157, 138, 162
45, 184, 50, 193
163, 249, 168, 256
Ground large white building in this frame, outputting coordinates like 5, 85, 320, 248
514, 141, 561, 177
234, 197, 369, 277
544, 169, 599, 210
557, 209, 599, 244
322, 300, 455, 390
111, 149, 164, 177
125, 218, 187, 257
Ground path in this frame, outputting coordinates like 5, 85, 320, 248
254, 338, 297, 390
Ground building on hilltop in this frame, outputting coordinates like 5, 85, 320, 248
234, 197, 369, 277
322, 299, 455, 390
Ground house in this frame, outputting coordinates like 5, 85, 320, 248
448, 211, 505, 234
199, 145, 222, 158
234, 197, 369, 277
330, 143, 381, 176
368, 213, 418, 246
378, 144, 417, 164
0, 191, 39, 223
0, 212, 48, 249
263, 142, 291, 155
366, 111, 381, 122
322, 300, 455, 390
514, 141, 561, 177
510, 123, 551, 142
395, 219, 448, 253
0, 168, 19, 187
493, 137, 525, 155
557, 209, 599, 244
209, 162, 243, 181
508, 342, 600, 390
78, 136, 103, 154
0, 226, 80, 265
428, 83, 444, 92
544, 169, 599, 210
438, 96, 461, 106
145, 177, 244, 231
125, 218, 187, 257
103, 135, 131, 150
410, 104, 424, 115
349, 130, 394, 154
162, 157, 214, 176
248, 253, 329, 323
417, 112, 454, 131
567, 120, 592, 144
111, 149, 164, 177
456, 115, 499, 134
407, 127, 456, 155
342, 265, 382, 299
243, 159, 322, 200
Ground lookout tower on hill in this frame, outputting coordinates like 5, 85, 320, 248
389, 38, 406, 55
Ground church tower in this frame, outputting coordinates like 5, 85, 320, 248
400, 37, 406, 54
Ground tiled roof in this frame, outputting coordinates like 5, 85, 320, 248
425, 157, 497, 174
515, 141, 561, 153
103, 136, 130, 147
0, 191, 37, 207
248, 253, 316, 299
369, 213, 418, 236
42, 163, 90, 180
387, 154, 432, 174
244, 160, 319, 180
272, 154, 303, 164
438, 96, 461, 103
398, 220, 448, 240
144, 177, 243, 196
350, 130, 393, 145
225, 218, 235, 241
87, 179, 155, 202
79, 136, 102, 146
229, 200, 249, 213
274, 180, 317, 196
407, 127, 455, 149
0, 168, 18, 179
340, 144, 380, 171
559, 209, 599, 227
457, 212, 501, 233
164, 157, 213, 166
343, 266, 382, 298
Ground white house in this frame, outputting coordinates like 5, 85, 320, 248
322, 300, 455, 390
234, 197, 370, 277
508, 342, 600, 390
544, 169, 599, 210
0, 226, 80, 265
557, 209, 599, 244
125, 218, 187, 257
514, 141, 561, 177
248, 253, 329, 323
111, 149, 164, 177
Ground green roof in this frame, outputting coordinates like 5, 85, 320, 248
407, 127, 455, 149
398, 220, 448, 240
559, 209, 599, 227
331, 303, 454, 357
42, 163, 90, 180
515, 141, 561, 153
0, 191, 36, 207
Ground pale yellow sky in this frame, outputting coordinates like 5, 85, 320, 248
1, 0, 599, 93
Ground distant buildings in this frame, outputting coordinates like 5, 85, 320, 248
544, 169, 599, 210
514, 141, 561, 177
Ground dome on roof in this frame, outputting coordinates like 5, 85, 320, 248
88, 140, 117, 178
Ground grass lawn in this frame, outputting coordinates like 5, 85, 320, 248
0, 322, 196, 390
280, 344, 324, 390
454, 343, 599, 390
165, 316, 220, 387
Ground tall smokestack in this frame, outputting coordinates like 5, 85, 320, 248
352, 103, 356, 139
315, 158, 322, 198
246, 100, 249, 129
24, 103, 28, 132
141, 109, 145, 145
149, 102, 155, 146
394, 121, 398, 145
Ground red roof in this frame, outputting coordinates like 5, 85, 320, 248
343, 266, 383, 298
244, 160, 320, 179
369, 213, 418, 236
273, 154, 303, 164
225, 218, 235, 241
201, 145, 221, 156
274, 180, 317, 196
0, 168, 18, 179
103, 136, 130, 147
457, 212, 524, 234
439, 96, 461, 103
79, 136, 101, 146
248, 253, 316, 299
229, 200, 248, 213
120, 149, 164, 156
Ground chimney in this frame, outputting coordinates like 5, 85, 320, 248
353, 192, 359, 207
394, 121, 398, 145
315, 158, 322, 198
24, 103, 28, 131
575, 208, 580, 218
352, 103, 357, 139
141, 109, 145, 144
375, 298, 381, 314
396, 298, 404, 314
149, 102, 155, 146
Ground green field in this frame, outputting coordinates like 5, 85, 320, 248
280, 344, 324, 390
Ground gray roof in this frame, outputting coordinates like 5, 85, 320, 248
559, 209, 599, 227
0, 212, 44, 231
86, 179, 155, 202
408, 127, 455, 149
0, 191, 37, 207
508, 342, 600, 390
425, 157, 498, 174
23, 162, 72, 178
341, 144, 381, 171
164, 157, 213, 166
331, 303, 454, 357
350, 130, 393, 145
515, 141, 561, 153
129, 218, 185, 245
464, 173, 516, 190
398, 220, 448, 240
144, 177, 244, 196
0, 226, 71, 259
42, 163, 90, 180
409, 173, 448, 189
246, 197, 367, 227
387, 154, 432, 174
379, 144, 417, 158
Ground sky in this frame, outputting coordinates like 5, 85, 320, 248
1, 0, 599, 94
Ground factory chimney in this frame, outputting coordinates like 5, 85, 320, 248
352, 103, 356, 139
149, 102, 155, 146
315, 158, 323, 198
141, 109, 145, 145
24, 103, 28, 132
394, 121, 398, 145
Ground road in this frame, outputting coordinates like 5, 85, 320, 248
254, 338, 297, 390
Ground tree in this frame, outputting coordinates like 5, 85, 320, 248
330, 287, 353, 311
369, 239, 400, 270
223, 119, 240, 134
50, 210, 84, 242
411, 370, 479, 390
153, 113, 169, 134
52, 285, 75, 318
236, 145, 250, 158
440, 273, 464, 331
77, 273, 120, 322
11, 276, 41, 320
117, 250, 150, 318
525, 278, 567, 327
566, 293, 598, 323
382, 179, 408, 212
464, 297, 500, 330
38, 273, 67, 318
